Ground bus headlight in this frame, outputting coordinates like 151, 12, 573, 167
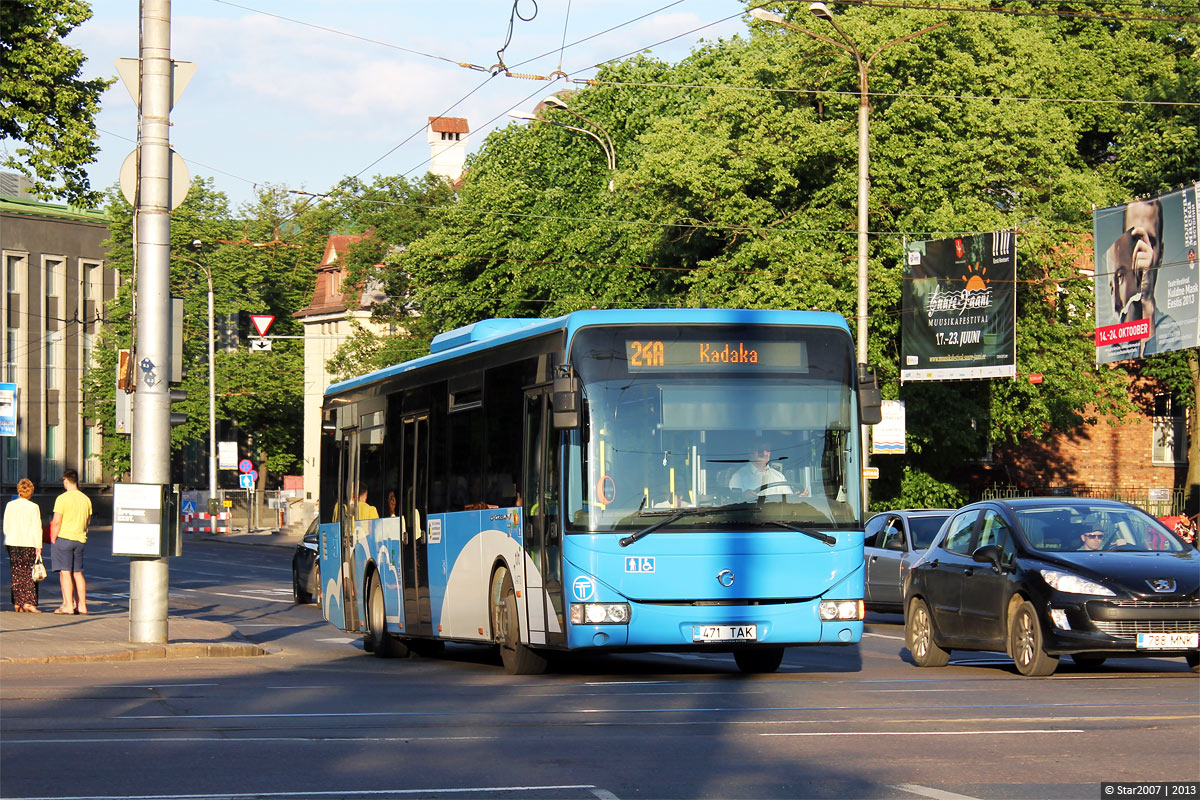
570, 603, 630, 625
818, 599, 864, 621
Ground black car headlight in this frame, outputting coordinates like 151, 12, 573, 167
1039, 569, 1115, 596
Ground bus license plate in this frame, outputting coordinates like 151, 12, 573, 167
692, 625, 756, 642
1136, 632, 1198, 649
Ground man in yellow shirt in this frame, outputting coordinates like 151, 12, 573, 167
50, 469, 92, 615
356, 486, 379, 521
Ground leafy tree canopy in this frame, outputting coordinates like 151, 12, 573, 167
0, 0, 112, 205
85, 180, 319, 481
387, 0, 1195, 507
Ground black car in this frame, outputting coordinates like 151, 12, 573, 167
903, 498, 1200, 676
864, 509, 953, 612
292, 516, 320, 605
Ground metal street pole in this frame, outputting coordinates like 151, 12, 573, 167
129, 0, 173, 644
750, 5, 946, 510
179, 248, 217, 508
208, 273, 216, 506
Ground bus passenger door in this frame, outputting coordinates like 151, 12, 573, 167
523, 390, 565, 646
401, 413, 433, 636
339, 428, 361, 632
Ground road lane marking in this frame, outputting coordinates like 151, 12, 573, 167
892, 784, 982, 800
0, 784, 597, 800
108, 684, 219, 688
863, 688, 978, 693
2, 736, 496, 745
179, 588, 292, 604
761, 729, 1084, 736
863, 632, 905, 641
114, 701, 1194, 720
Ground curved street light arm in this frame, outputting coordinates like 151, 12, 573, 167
513, 103, 617, 189
864, 21, 950, 69
552, 107, 617, 171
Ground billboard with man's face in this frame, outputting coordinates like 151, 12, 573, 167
901, 231, 1017, 382
1094, 183, 1200, 363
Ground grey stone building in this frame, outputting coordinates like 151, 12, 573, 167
1, 181, 117, 493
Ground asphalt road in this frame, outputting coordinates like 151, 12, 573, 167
1, 537, 1197, 800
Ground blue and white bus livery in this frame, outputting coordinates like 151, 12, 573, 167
317, 308, 881, 673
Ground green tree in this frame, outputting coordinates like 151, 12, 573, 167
352, 1, 1196, 505
84, 180, 316, 484
0, 0, 112, 205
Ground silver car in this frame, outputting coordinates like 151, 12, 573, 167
864, 509, 953, 611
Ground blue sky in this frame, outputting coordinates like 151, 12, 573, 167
66, 1, 750, 211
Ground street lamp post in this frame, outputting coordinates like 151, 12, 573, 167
751, 5, 946, 507
182, 245, 217, 509
508, 96, 617, 191
751, 5, 946, 367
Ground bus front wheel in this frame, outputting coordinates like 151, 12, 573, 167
490, 566, 548, 675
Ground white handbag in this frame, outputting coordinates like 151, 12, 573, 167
31, 554, 47, 583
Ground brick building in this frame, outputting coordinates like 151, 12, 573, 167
993, 372, 1188, 514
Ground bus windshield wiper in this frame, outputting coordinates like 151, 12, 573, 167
767, 520, 837, 546
619, 503, 750, 547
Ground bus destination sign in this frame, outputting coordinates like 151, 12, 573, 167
626, 339, 807, 371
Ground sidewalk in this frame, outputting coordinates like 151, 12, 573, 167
0, 524, 304, 665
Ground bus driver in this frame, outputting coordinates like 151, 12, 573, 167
729, 438, 793, 501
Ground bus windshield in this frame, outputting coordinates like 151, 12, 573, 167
565, 324, 862, 533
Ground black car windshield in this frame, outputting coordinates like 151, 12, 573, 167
1013, 504, 1188, 553
909, 514, 950, 549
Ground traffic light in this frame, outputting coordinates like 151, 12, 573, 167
217, 312, 239, 352
170, 388, 188, 427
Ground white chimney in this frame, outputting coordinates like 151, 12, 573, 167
427, 117, 469, 183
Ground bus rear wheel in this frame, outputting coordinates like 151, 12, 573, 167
490, 566, 547, 675
734, 647, 784, 673
367, 573, 409, 659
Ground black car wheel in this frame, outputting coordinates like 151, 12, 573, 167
1009, 600, 1058, 677
733, 647, 785, 673
906, 597, 950, 667
291, 555, 312, 605
1186, 652, 1198, 673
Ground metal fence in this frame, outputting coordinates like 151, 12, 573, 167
980, 485, 1185, 517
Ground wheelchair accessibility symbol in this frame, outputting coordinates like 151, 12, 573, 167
572, 576, 595, 602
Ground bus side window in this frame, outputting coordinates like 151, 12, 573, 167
318, 420, 341, 525
486, 361, 530, 508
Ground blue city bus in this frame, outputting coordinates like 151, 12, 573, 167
317, 308, 882, 673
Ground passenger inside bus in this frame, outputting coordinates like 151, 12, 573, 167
357, 485, 379, 521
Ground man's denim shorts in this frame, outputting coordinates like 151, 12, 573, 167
52, 538, 84, 572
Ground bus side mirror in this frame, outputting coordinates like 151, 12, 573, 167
858, 363, 883, 426
553, 366, 581, 429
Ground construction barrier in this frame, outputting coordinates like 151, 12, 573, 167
181, 511, 231, 534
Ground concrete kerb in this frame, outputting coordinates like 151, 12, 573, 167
1, 528, 295, 665
0, 611, 276, 665
1, 641, 273, 665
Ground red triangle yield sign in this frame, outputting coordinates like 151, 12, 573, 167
250, 314, 275, 337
